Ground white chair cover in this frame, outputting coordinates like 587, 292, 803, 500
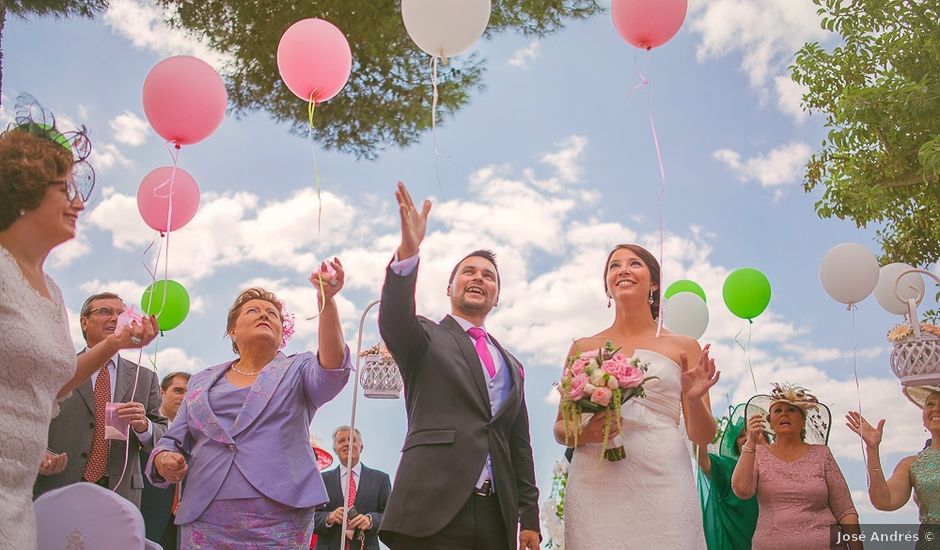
34, 482, 148, 550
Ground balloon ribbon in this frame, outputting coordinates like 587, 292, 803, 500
734, 320, 758, 393
308, 92, 323, 233
630, 49, 666, 336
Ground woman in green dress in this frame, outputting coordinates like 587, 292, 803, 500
696, 404, 760, 550
847, 385, 940, 531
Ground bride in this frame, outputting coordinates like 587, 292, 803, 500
553, 244, 719, 549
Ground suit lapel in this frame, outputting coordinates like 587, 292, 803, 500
76, 379, 95, 413
231, 352, 292, 436
440, 316, 490, 410
114, 356, 137, 403
185, 366, 235, 445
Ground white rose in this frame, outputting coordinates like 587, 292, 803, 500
590, 371, 606, 386
606, 377, 619, 390
584, 383, 597, 395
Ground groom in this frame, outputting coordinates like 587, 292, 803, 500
378, 182, 540, 550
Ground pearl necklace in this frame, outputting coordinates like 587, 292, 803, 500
230, 363, 261, 376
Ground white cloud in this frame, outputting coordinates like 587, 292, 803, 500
773, 75, 808, 122
142, 346, 204, 379
80, 278, 148, 304
537, 135, 588, 187
508, 40, 541, 69
109, 111, 149, 147
103, 0, 229, 71
92, 142, 133, 171
714, 142, 811, 188
49, 231, 91, 268
687, 0, 827, 121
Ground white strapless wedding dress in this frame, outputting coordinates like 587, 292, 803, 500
564, 349, 706, 550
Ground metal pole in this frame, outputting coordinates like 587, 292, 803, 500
339, 299, 380, 550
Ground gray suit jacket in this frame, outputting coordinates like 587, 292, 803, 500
377, 264, 540, 549
33, 355, 168, 507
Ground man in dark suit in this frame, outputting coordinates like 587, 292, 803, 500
140, 371, 190, 550
377, 183, 540, 550
313, 426, 391, 550
34, 292, 168, 508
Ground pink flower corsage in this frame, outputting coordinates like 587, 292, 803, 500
280, 309, 296, 348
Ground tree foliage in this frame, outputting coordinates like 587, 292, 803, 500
792, 0, 940, 266
158, 0, 602, 159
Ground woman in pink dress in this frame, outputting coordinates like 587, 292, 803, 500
731, 384, 861, 550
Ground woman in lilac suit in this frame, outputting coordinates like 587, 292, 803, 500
147, 261, 351, 549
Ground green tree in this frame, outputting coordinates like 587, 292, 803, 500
792, 0, 940, 266
158, 0, 602, 159
0, 0, 108, 96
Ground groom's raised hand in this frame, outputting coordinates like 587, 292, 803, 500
395, 181, 431, 260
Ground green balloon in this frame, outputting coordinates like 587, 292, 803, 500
664, 280, 707, 303
722, 268, 771, 320
141, 280, 190, 331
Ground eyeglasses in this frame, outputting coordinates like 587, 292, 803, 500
49, 171, 94, 203
87, 306, 125, 318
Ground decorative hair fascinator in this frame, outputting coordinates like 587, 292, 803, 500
745, 383, 832, 445
11, 93, 96, 202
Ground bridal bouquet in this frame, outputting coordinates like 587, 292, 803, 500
558, 341, 656, 461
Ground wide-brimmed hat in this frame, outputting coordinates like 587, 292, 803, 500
745, 383, 832, 445
718, 403, 749, 459
903, 385, 940, 409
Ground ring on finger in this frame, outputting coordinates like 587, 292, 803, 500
328, 279, 338, 287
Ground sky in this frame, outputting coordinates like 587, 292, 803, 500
6, 0, 939, 530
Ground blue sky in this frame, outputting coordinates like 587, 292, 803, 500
7, 0, 939, 528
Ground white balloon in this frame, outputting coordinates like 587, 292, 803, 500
401, 0, 491, 58
874, 262, 926, 315
663, 293, 709, 340
818, 243, 879, 305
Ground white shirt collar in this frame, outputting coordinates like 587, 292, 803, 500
339, 462, 362, 478
448, 314, 486, 335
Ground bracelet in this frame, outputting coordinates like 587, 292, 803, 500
741, 445, 756, 454
870, 467, 882, 473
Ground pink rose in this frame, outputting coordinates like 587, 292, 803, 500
569, 358, 589, 376
616, 366, 645, 389
567, 374, 588, 401
579, 349, 600, 359
611, 353, 631, 367
590, 386, 612, 407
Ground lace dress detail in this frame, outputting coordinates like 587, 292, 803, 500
564, 349, 706, 550
912, 448, 940, 523
0, 246, 76, 549
750, 445, 856, 550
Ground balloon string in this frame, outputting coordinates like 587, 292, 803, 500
308, 92, 322, 233
630, 49, 666, 336
847, 304, 869, 484
429, 55, 444, 197
734, 320, 758, 393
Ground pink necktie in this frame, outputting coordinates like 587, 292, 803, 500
467, 327, 496, 378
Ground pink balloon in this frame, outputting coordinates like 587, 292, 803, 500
142, 56, 227, 146
137, 166, 200, 232
611, 0, 688, 50
277, 19, 352, 103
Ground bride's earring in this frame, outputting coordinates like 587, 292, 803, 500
606, 294, 612, 308
648, 289, 655, 305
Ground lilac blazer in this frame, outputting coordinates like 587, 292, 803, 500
145, 350, 351, 524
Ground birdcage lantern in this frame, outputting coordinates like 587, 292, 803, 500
359, 342, 402, 399
888, 269, 940, 386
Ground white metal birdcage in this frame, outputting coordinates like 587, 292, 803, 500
888, 269, 940, 386
359, 343, 402, 399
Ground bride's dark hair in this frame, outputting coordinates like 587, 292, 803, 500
603, 244, 661, 319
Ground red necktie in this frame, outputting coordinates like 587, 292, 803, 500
347, 471, 357, 506
83, 363, 111, 482
467, 327, 496, 378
